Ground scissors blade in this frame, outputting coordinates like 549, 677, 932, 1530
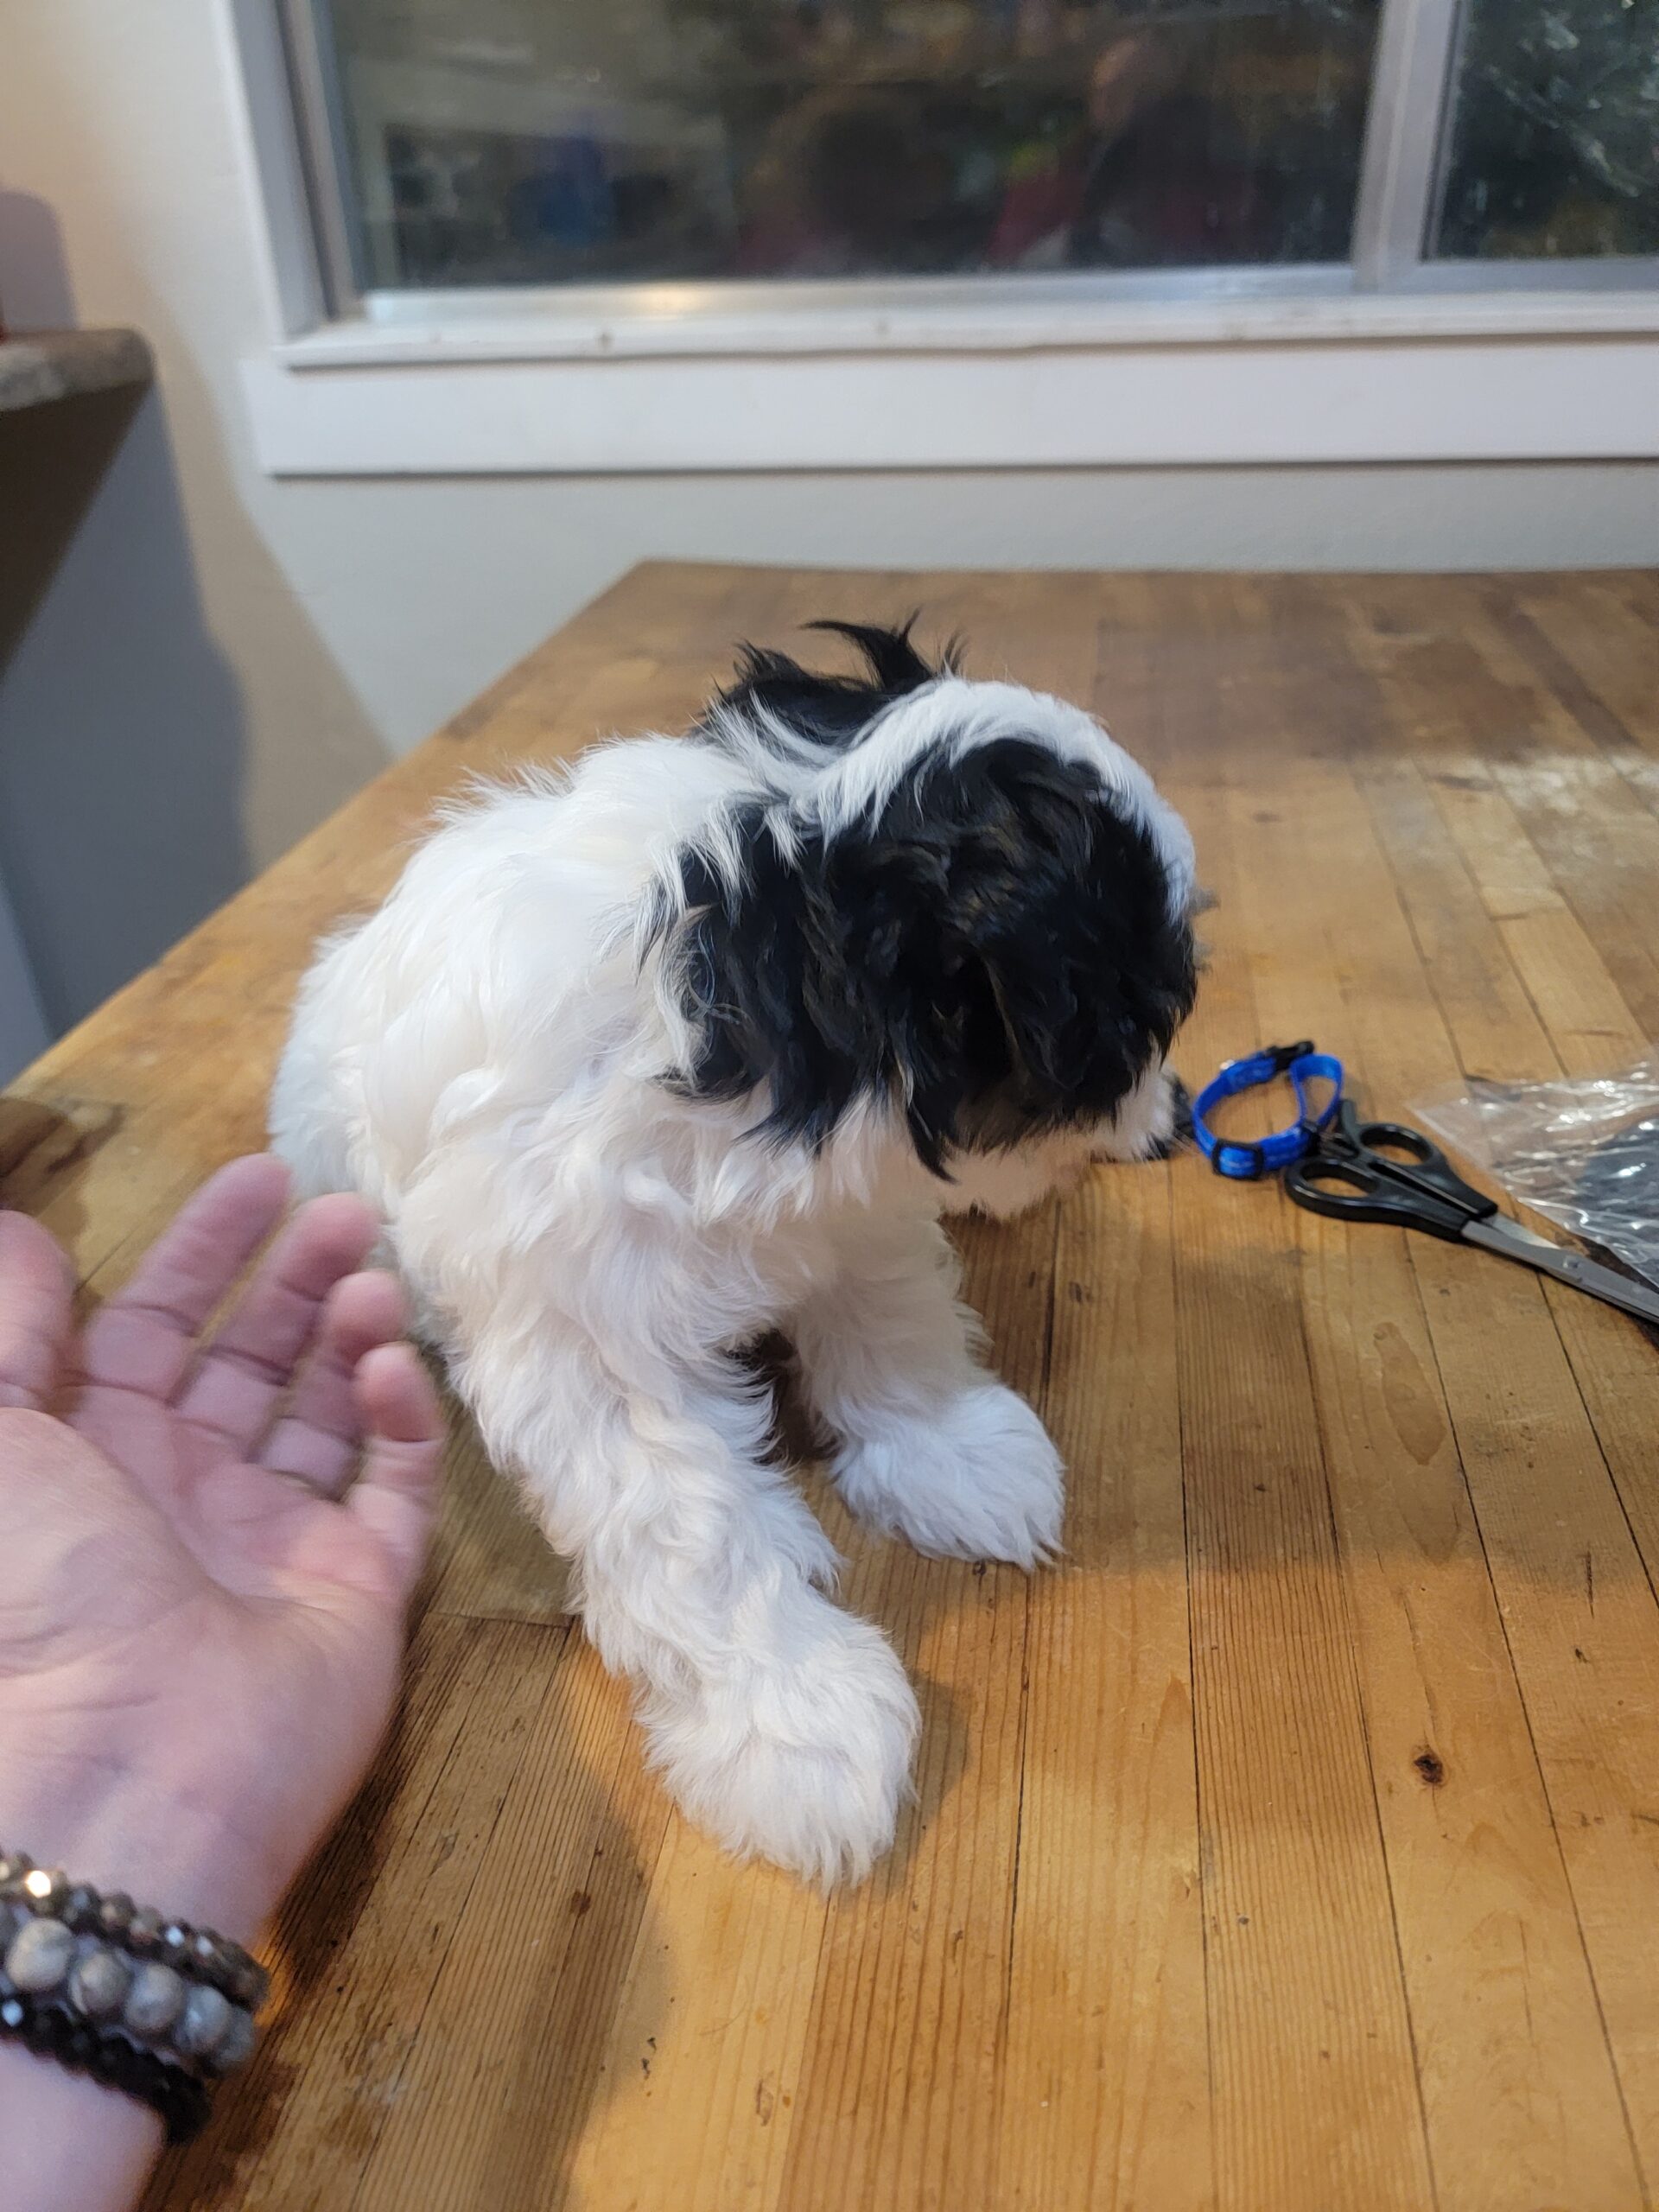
1465, 1216, 1659, 1328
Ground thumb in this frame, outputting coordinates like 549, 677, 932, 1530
0, 1211, 75, 1410
344, 1343, 445, 1599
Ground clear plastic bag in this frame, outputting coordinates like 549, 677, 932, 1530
1413, 1056, 1659, 1293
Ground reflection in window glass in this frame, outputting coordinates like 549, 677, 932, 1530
317, 0, 1381, 289
1431, 0, 1659, 259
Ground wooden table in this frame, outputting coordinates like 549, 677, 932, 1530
6, 563, 1659, 2212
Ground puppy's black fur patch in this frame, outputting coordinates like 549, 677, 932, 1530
656, 626, 1195, 1175
703, 617, 952, 755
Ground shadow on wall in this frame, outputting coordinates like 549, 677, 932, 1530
0, 381, 251, 1036
0, 183, 249, 1037
0, 147, 404, 1040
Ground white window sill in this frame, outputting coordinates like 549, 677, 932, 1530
243, 289, 1659, 476
276, 283, 1659, 366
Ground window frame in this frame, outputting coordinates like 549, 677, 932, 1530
223, 0, 1659, 474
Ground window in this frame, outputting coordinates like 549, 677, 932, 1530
308, 0, 1382, 288
239, 0, 1659, 474
285, 0, 1656, 308
1430, 0, 1659, 262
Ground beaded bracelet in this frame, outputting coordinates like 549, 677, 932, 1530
0, 1851, 269, 2141
0, 1992, 211, 2145
0, 1855, 268, 2007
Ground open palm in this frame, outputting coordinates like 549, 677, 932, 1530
0, 1159, 442, 1942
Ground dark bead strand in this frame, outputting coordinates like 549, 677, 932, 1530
0, 1992, 214, 2145
96, 1891, 135, 1942
156, 2056, 211, 2146
125, 1905, 164, 1957
119, 2037, 212, 2146
86, 2031, 124, 2086
60, 1884, 102, 1933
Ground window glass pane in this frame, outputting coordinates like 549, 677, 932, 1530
1430, 0, 1659, 260
316, 0, 1381, 289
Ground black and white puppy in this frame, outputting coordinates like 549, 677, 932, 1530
270, 623, 1198, 1883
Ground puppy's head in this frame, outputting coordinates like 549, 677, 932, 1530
649, 622, 1198, 1194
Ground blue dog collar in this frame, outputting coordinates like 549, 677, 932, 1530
1192, 1040, 1344, 1181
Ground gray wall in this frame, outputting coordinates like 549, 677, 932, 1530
2, 0, 1656, 1043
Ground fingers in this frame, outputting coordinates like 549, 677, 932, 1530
257, 1267, 407, 1492
173, 1193, 380, 1452
0, 1211, 74, 1410
343, 1343, 444, 1597
77, 1157, 293, 1401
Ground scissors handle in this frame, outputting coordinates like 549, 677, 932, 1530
1281, 1102, 1497, 1240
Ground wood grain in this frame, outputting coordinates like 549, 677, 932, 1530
8, 562, 1658, 2212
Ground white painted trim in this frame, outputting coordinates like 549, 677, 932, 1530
1351, 0, 1463, 287
245, 331, 1659, 475
218, 0, 327, 341
276, 285, 1659, 367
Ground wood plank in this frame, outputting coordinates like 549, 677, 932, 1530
1319, 594, 1659, 2189
1508, 578, 1659, 817
1411, 1235, 1659, 2171
1349, 751, 1557, 1085
1447, 603, 1659, 1039
997, 1162, 1211, 2212
1216, 742, 1643, 2212
1341, 588, 1649, 1076
1165, 761, 1436, 2212
772, 1205, 1058, 2212
346, 1639, 669, 2212
558, 1823, 825, 2212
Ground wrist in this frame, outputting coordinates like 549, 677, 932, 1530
0, 1739, 283, 1948
0, 2037, 164, 2212
0, 1742, 270, 2212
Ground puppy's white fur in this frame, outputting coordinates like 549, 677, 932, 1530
270, 679, 1192, 1884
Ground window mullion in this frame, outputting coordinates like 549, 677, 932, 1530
1351, 0, 1466, 290
276, 0, 366, 316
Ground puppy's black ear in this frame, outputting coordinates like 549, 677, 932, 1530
877, 740, 1198, 1165
652, 739, 1195, 1175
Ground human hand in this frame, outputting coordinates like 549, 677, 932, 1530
0, 1159, 443, 1944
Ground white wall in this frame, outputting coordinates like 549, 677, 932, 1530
1, 0, 1656, 1039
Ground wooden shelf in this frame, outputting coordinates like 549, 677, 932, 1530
0, 327, 152, 416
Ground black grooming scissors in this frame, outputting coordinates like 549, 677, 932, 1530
1284, 1100, 1659, 1329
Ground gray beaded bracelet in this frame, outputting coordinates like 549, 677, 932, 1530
0, 1853, 264, 2080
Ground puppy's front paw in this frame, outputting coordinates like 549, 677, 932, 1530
1143, 1071, 1192, 1161
647, 1597, 919, 1887
1093, 1063, 1188, 1165
834, 1383, 1064, 1568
